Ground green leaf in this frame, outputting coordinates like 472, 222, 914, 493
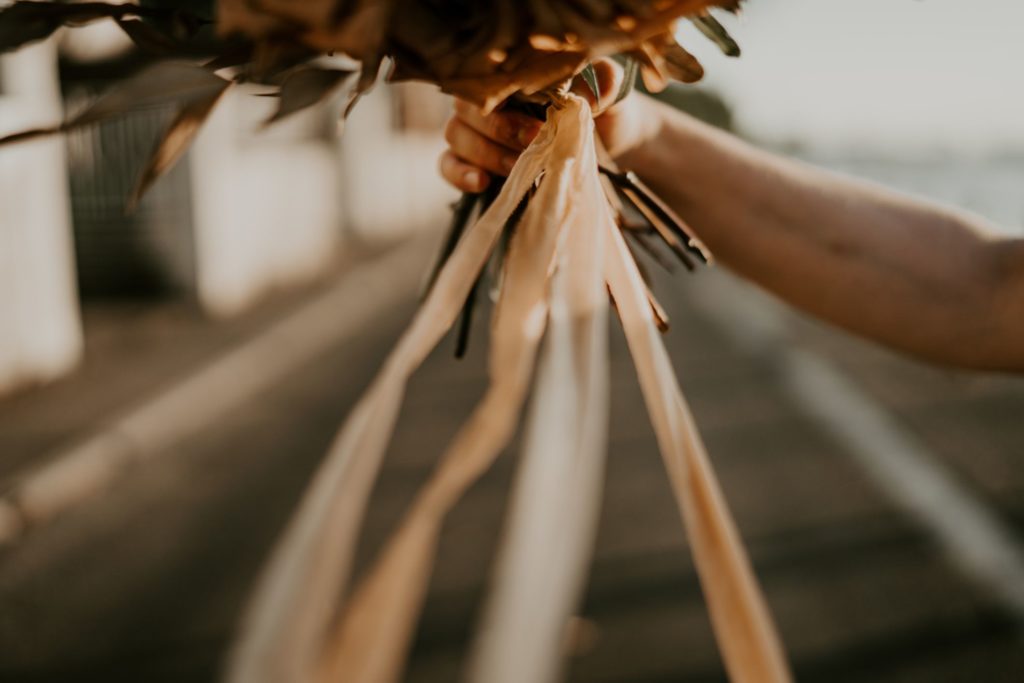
692, 16, 742, 58
615, 57, 639, 105
580, 64, 600, 104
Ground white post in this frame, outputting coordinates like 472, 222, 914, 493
0, 40, 82, 395
339, 83, 453, 244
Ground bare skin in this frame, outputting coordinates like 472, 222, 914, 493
439, 60, 1024, 372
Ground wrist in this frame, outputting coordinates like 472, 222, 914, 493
610, 96, 670, 174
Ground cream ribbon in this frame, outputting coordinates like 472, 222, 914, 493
229, 94, 792, 683
466, 100, 610, 683
604, 218, 792, 683
225, 94, 564, 683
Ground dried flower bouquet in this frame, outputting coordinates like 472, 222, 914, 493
0, 1, 791, 681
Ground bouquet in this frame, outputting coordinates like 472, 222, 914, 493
0, 2, 790, 681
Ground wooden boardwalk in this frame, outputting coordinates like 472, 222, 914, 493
1, 251, 1023, 682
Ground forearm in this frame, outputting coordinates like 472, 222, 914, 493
619, 97, 1023, 370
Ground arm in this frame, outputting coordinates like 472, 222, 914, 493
440, 64, 1024, 371
621, 98, 1024, 371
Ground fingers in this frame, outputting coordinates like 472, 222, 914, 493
439, 100, 545, 193
453, 99, 542, 151
444, 115, 521, 177
593, 58, 626, 104
439, 150, 490, 194
440, 58, 628, 195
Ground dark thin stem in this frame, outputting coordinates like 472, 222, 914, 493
455, 278, 481, 359
422, 192, 481, 300
453, 181, 502, 359
622, 186, 697, 272
626, 227, 676, 274
600, 165, 712, 266
623, 238, 671, 334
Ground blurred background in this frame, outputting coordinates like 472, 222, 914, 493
0, 1, 1022, 681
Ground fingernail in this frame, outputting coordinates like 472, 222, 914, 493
464, 170, 483, 189
501, 154, 518, 173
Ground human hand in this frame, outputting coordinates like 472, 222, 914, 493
438, 58, 659, 193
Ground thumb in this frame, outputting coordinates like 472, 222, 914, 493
570, 58, 626, 112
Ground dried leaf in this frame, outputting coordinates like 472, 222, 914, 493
0, 1, 209, 54
467, 98, 610, 683
601, 166, 711, 267
115, 17, 178, 55
604, 220, 791, 682
265, 66, 354, 125
128, 81, 232, 209
662, 39, 705, 83
224, 91, 563, 683
204, 41, 255, 72
0, 126, 60, 146
0, 61, 230, 148
218, 0, 743, 111
639, 57, 670, 93
317, 98, 595, 683
3, 0, 744, 110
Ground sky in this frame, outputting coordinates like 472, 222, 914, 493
675, 0, 1024, 155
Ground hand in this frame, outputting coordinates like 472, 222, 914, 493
439, 58, 659, 193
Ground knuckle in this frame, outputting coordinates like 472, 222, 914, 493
473, 138, 492, 161
443, 117, 460, 145
489, 116, 513, 145
474, 142, 498, 171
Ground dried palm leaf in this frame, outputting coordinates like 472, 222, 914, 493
317, 97, 596, 683
0, 1, 207, 53
225, 103, 562, 683
604, 215, 790, 681
466, 110, 611, 683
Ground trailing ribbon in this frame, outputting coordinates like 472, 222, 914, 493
466, 106, 611, 683
318, 95, 596, 683
229, 95, 792, 683
604, 218, 792, 683
225, 95, 563, 683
